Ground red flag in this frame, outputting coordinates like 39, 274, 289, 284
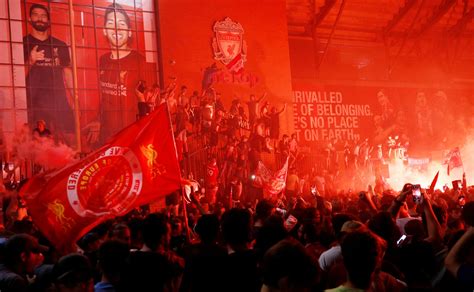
428, 171, 439, 194
444, 147, 463, 175
20, 105, 181, 251
226, 54, 244, 73
253, 157, 289, 197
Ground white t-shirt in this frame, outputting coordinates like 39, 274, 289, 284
318, 245, 342, 271
396, 216, 421, 235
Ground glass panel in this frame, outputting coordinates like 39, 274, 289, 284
49, 3, 70, 26
15, 109, 28, 128
49, 23, 71, 45
77, 68, 98, 89
10, 20, 23, 43
0, 20, 10, 41
0, 42, 11, 64
14, 88, 27, 109
0, 65, 12, 86
75, 26, 97, 48
0, 0, 7, 18
142, 11, 155, 31
11, 43, 24, 65
76, 47, 98, 69
8, 0, 22, 20
0, 87, 13, 109
1, 110, 14, 131
12, 65, 25, 87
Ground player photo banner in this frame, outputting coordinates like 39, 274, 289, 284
21, 0, 158, 148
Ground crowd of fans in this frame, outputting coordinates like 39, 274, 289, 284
0, 177, 473, 291
0, 83, 473, 292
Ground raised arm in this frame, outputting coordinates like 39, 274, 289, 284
421, 190, 443, 244
388, 188, 410, 219
445, 226, 474, 277
277, 103, 287, 115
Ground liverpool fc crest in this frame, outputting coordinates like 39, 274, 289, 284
212, 17, 247, 73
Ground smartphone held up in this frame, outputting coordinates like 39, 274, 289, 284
411, 184, 423, 204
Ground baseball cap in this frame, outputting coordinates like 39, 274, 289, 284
6, 234, 49, 255
54, 254, 93, 285
341, 220, 365, 233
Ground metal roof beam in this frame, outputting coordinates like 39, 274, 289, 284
312, 0, 337, 27
447, 6, 474, 36
415, 0, 457, 37
382, 0, 417, 35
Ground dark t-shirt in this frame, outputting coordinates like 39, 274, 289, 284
222, 250, 259, 292
0, 264, 28, 292
180, 243, 227, 292
123, 250, 184, 292
457, 264, 474, 289
246, 101, 258, 121
23, 35, 74, 133
270, 113, 280, 138
98, 50, 148, 141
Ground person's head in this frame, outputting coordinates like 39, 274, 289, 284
291, 133, 297, 140
416, 91, 427, 107
221, 208, 252, 248
78, 232, 101, 253
341, 231, 385, 290
4, 234, 46, 274
422, 204, 447, 234
142, 213, 170, 251
108, 223, 131, 246
449, 206, 463, 220
255, 199, 275, 222
29, 4, 50, 32
367, 211, 401, 247
255, 215, 288, 259
373, 115, 383, 128
331, 213, 354, 241
250, 94, 255, 101
103, 4, 131, 50
404, 219, 426, 240
195, 214, 220, 243
98, 240, 130, 284
298, 222, 319, 244
377, 90, 388, 106
53, 254, 93, 292
261, 239, 317, 292
37, 120, 46, 131
461, 201, 474, 227
180, 85, 187, 93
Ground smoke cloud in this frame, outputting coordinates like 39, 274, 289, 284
15, 137, 77, 170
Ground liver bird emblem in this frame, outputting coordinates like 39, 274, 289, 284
140, 144, 157, 168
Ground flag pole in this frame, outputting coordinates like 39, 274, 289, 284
164, 101, 191, 243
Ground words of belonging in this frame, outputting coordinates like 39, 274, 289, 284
293, 90, 372, 142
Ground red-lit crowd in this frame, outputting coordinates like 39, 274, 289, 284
0, 174, 473, 291
0, 83, 473, 292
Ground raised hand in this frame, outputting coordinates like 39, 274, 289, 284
29, 45, 45, 65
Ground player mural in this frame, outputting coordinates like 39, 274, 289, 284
19, 0, 159, 150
